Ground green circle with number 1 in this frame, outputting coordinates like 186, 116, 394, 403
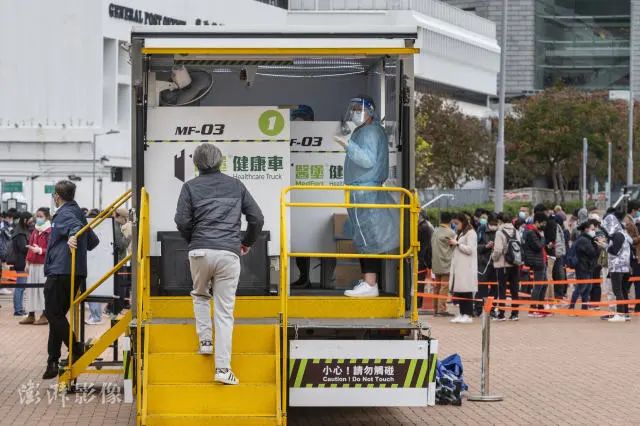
258, 110, 285, 136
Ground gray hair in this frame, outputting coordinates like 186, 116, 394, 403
193, 144, 223, 172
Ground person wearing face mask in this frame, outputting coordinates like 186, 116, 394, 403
570, 220, 604, 310
448, 213, 478, 324
0, 211, 15, 296
7, 211, 31, 317
518, 206, 531, 223
475, 214, 498, 317
430, 211, 456, 316
19, 208, 52, 325
42, 180, 100, 380
602, 211, 633, 322
334, 96, 398, 297
523, 212, 549, 317
623, 200, 640, 312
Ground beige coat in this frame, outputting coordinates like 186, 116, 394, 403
491, 223, 518, 268
449, 229, 478, 293
431, 225, 456, 275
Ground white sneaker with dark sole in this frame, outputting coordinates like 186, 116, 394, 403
199, 340, 213, 355
344, 281, 379, 297
215, 369, 239, 385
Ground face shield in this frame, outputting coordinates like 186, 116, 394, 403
341, 97, 375, 134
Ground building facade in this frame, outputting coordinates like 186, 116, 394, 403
0, 0, 499, 210
444, 0, 640, 97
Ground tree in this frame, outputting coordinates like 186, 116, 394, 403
505, 86, 631, 203
415, 94, 492, 188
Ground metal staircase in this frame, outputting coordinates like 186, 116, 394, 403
143, 320, 281, 425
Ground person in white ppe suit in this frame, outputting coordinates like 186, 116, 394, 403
334, 96, 399, 297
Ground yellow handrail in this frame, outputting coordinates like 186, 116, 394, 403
279, 184, 420, 419
66, 189, 133, 380
136, 188, 150, 425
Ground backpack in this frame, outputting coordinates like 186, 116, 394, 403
502, 229, 523, 266
565, 242, 579, 269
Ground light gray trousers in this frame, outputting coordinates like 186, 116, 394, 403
188, 249, 241, 369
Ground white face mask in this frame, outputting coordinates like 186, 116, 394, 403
587, 230, 596, 238
349, 110, 366, 127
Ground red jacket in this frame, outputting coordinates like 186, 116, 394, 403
26, 227, 51, 265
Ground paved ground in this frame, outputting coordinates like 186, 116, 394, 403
1, 294, 639, 425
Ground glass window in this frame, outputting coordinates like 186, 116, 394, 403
535, 0, 630, 90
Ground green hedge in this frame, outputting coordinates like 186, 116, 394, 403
425, 200, 595, 225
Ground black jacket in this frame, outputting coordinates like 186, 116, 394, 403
44, 201, 100, 277
477, 228, 496, 270
523, 227, 545, 271
174, 169, 264, 256
418, 219, 433, 271
7, 224, 29, 272
574, 233, 599, 276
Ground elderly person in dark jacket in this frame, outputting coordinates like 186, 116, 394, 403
175, 144, 264, 386
42, 180, 99, 380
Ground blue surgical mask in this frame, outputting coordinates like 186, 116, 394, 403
635, 211, 640, 219
36, 218, 46, 226
479, 218, 488, 226
518, 212, 527, 220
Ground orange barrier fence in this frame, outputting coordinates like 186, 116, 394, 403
418, 292, 640, 317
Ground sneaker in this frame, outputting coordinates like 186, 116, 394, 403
85, 317, 102, 325
508, 315, 519, 322
600, 314, 614, 321
493, 314, 506, 322
539, 312, 553, 318
450, 315, 462, 323
625, 314, 631, 322
0, 288, 12, 295
13, 311, 26, 317
199, 340, 213, 355
215, 368, 239, 385
529, 311, 544, 318
457, 315, 473, 324
344, 281, 379, 298
608, 314, 626, 323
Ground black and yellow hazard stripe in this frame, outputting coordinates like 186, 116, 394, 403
289, 356, 436, 389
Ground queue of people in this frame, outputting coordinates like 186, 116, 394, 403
420, 202, 640, 324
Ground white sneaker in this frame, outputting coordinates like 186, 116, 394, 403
85, 317, 102, 325
458, 315, 473, 324
0, 288, 12, 295
608, 314, 626, 323
344, 281, 379, 297
450, 315, 462, 323
215, 368, 239, 385
199, 340, 213, 355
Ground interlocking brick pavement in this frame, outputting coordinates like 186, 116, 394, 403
1, 293, 639, 425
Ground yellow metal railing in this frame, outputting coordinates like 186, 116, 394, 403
64, 189, 132, 385
136, 188, 150, 426
279, 185, 421, 419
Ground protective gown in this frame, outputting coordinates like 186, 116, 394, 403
343, 120, 400, 254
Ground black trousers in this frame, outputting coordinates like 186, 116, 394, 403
475, 264, 498, 314
610, 272, 630, 314
553, 255, 567, 298
453, 292, 474, 316
359, 258, 382, 275
497, 267, 520, 317
295, 258, 311, 281
44, 275, 84, 364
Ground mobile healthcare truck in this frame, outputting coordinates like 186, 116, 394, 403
126, 26, 436, 426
